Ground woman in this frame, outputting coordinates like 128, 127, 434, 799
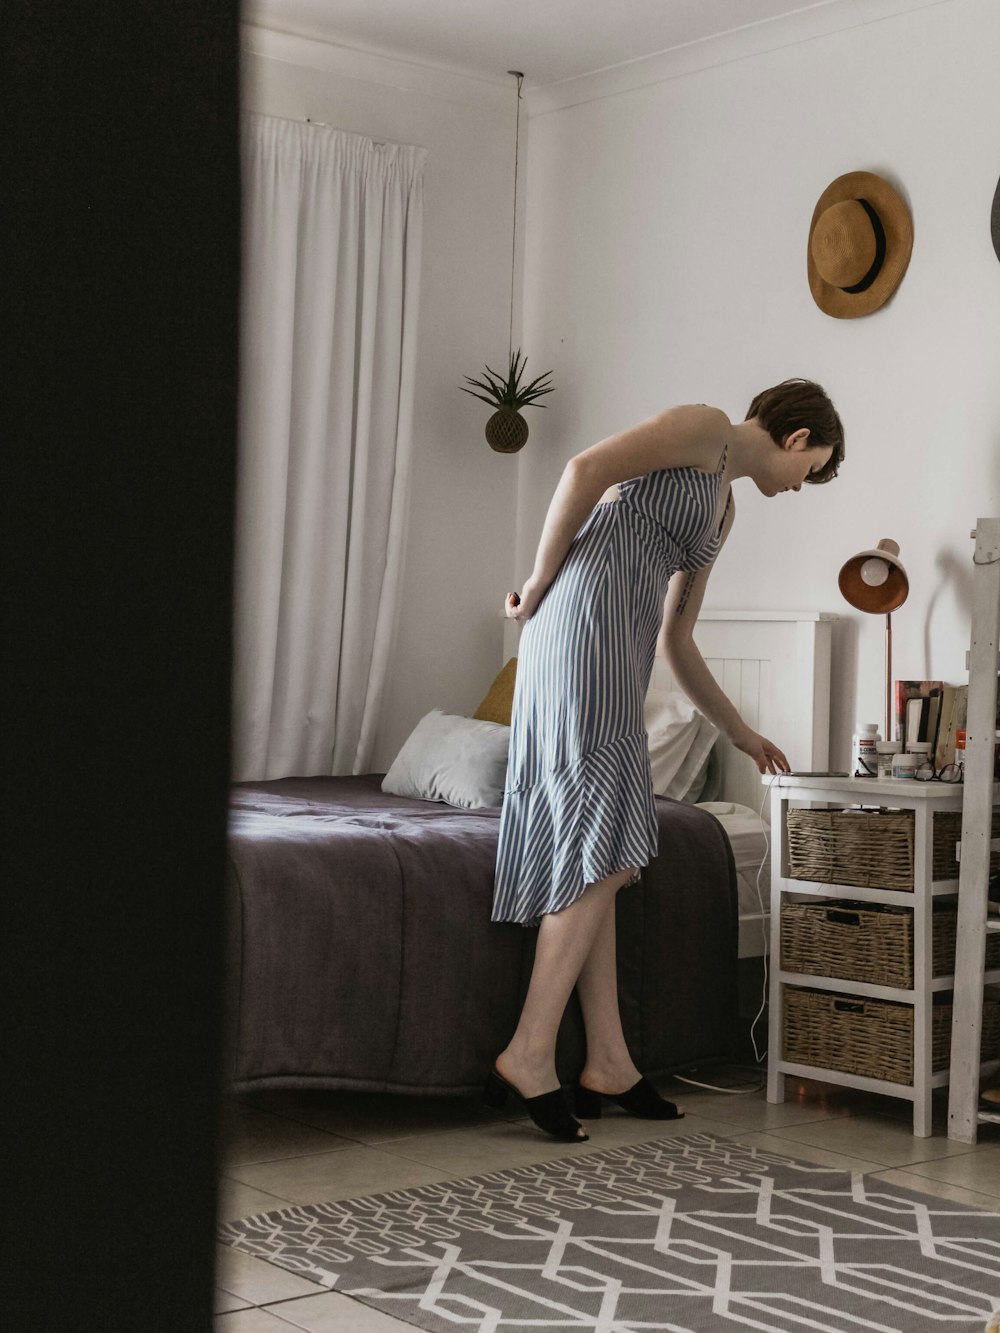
484, 379, 844, 1142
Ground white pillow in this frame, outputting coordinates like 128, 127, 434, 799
644, 687, 719, 802
382, 709, 510, 810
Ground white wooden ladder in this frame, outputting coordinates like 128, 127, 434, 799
947, 517, 1000, 1143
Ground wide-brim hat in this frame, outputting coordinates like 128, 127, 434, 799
808, 171, 913, 318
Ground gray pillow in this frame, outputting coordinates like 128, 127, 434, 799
381, 709, 510, 809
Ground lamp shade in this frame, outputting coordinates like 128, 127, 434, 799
838, 538, 909, 614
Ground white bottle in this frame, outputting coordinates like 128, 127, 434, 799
853, 722, 880, 777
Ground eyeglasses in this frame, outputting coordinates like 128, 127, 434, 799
914, 760, 963, 783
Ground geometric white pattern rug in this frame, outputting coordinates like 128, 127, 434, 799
218, 1132, 1000, 1332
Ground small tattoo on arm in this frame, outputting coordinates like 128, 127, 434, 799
675, 575, 695, 617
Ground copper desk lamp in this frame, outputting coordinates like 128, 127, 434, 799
838, 539, 910, 741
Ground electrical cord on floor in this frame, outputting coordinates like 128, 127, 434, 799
673, 1070, 764, 1094
672, 773, 779, 1095
748, 771, 779, 1066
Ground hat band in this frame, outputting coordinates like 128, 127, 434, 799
840, 198, 886, 293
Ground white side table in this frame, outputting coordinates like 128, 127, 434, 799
766, 774, 999, 1137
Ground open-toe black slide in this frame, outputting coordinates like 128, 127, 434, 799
574, 1076, 683, 1120
482, 1067, 589, 1142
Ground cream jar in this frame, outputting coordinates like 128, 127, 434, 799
876, 740, 901, 779
892, 752, 919, 780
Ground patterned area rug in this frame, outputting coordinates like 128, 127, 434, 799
219, 1132, 1000, 1332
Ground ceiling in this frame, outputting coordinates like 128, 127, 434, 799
243, 0, 849, 89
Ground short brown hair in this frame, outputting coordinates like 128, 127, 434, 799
745, 378, 844, 484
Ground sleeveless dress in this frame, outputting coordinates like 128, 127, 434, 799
492, 460, 730, 926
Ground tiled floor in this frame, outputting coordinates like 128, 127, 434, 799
214, 1072, 1000, 1330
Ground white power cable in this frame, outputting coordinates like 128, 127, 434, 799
749, 772, 779, 1065
673, 771, 778, 1095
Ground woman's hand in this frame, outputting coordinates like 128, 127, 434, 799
505, 577, 547, 622
731, 724, 790, 775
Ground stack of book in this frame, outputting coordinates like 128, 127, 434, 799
893, 680, 967, 769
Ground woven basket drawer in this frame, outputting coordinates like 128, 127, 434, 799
933, 909, 1000, 977
780, 901, 1000, 987
785, 808, 976, 890
782, 986, 1000, 1085
932, 810, 1000, 878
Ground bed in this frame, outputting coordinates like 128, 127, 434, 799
224, 612, 832, 1096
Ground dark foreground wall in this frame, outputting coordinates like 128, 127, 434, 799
4, 4, 240, 1328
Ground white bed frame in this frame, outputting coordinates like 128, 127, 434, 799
652, 609, 834, 811
654, 610, 835, 957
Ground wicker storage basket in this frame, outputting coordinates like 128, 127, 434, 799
783, 986, 1000, 1084
933, 908, 1000, 977
785, 808, 976, 890
780, 900, 1000, 988
931, 810, 1000, 877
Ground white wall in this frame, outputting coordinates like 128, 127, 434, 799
242, 2, 1000, 776
241, 29, 523, 769
515, 0, 1000, 768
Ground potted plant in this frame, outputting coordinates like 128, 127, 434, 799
460, 348, 554, 453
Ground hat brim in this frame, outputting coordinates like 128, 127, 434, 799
807, 171, 913, 318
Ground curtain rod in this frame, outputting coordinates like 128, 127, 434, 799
243, 109, 417, 150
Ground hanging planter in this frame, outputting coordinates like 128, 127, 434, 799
485, 408, 530, 454
461, 348, 554, 453
459, 72, 555, 454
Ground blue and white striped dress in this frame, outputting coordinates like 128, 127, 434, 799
492, 461, 729, 926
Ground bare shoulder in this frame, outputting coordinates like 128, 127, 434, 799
574, 402, 733, 488
650, 403, 732, 465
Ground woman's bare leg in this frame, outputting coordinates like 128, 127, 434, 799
575, 892, 684, 1112
575, 897, 643, 1094
495, 868, 635, 1100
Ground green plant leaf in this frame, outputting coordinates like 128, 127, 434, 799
459, 387, 505, 407
460, 346, 555, 411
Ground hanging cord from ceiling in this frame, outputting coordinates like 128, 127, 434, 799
506, 70, 524, 365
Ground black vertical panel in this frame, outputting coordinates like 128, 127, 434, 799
3, 3, 240, 1327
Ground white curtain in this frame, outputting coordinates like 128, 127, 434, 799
233, 114, 426, 779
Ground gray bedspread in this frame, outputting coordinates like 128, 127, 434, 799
225, 775, 737, 1095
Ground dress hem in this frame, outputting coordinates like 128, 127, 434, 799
491, 859, 647, 929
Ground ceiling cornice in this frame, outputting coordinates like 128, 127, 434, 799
243, 0, 952, 118
525, 0, 951, 116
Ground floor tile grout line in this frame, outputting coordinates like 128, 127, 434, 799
218, 1177, 298, 1212
224, 1143, 363, 1168
866, 1165, 1000, 1201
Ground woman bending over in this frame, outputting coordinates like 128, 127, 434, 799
487, 379, 844, 1141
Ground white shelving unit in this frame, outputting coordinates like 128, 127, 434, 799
948, 517, 1000, 1142
766, 774, 1000, 1137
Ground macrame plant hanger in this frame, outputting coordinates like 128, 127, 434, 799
459, 71, 554, 453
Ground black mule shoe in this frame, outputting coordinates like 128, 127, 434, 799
574, 1076, 683, 1120
482, 1067, 589, 1143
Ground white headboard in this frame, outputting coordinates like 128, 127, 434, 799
651, 611, 835, 815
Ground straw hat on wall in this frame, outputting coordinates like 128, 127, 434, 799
807, 171, 913, 318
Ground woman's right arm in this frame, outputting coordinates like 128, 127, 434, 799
658, 502, 789, 774
508, 404, 731, 621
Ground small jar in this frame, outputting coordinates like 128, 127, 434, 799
906, 740, 934, 779
893, 752, 919, 780
876, 740, 901, 779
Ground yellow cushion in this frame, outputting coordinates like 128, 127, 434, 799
473, 657, 517, 726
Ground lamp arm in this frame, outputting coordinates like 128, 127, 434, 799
885, 610, 893, 742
